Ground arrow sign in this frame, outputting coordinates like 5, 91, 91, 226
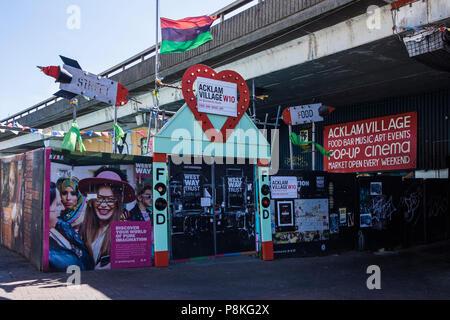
282, 103, 324, 126
38, 56, 129, 107
282, 104, 335, 126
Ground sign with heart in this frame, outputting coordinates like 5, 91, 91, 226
182, 64, 250, 143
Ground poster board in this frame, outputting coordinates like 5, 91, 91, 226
45, 150, 153, 272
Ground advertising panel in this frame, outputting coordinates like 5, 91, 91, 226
46, 151, 153, 272
324, 112, 417, 173
111, 221, 152, 269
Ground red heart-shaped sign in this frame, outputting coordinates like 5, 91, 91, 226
182, 64, 250, 143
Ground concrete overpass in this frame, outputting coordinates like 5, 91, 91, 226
1, 0, 450, 153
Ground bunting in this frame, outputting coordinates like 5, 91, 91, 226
61, 121, 86, 152
114, 123, 125, 143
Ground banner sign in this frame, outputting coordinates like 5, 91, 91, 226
270, 176, 298, 199
324, 112, 417, 173
196, 76, 237, 117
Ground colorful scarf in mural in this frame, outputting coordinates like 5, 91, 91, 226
56, 176, 86, 227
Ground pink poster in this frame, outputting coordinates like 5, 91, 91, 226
111, 221, 152, 269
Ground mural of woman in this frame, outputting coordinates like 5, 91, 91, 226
49, 182, 94, 272
78, 167, 136, 270
8, 159, 24, 251
56, 176, 86, 230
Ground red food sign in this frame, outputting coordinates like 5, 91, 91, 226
324, 112, 417, 173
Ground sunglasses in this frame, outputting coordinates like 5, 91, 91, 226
61, 191, 77, 197
95, 197, 117, 206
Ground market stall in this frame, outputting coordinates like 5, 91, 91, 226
152, 64, 273, 266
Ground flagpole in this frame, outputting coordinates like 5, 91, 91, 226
155, 0, 160, 98
146, 0, 159, 155
113, 105, 118, 153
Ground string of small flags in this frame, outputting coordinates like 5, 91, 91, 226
0, 121, 134, 139
0, 121, 151, 150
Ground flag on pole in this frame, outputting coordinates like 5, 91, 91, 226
160, 15, 217, 54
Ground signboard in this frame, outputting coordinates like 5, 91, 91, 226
282, 103, 323, 125
324, 112, 417, 173
277, 201, 295, 227
60, 65, 120, 106
270, 176, 298, 199
111, 222, 152, 269
196, 76, 237, 117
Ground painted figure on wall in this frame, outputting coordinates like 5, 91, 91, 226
129, 184, 153, 222
48, 182, 94, 272
78, 167, 136, 270
56, 176, 86, 231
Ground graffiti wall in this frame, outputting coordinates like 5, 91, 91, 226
358, 177, 449, 250
358, 176, 403, 251
422, 179, 449, 243
45, 149, 153, 272
328, 173, 358, 251
0, 149, 45, 270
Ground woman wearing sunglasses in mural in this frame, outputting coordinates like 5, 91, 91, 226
49, 182, 94, 272
129, 184, 153, 222
56, 176, 86, 231
78, 167, 136, 270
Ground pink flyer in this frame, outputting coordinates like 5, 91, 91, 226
111, 221, 152, 269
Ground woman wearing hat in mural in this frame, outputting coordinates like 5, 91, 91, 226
56, 176, 86, 231
49, 182, 94, 272
78, 167, 136, 270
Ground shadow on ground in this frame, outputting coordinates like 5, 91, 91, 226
1, 241, 449, 300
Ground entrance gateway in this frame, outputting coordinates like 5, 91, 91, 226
152, 65, 273, 266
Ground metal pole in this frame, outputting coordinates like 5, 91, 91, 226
312, 122, 316, 171
270, 106, 281, 170
155, 0, 160, 87
113, 106, 118, 154
73, 105, 77, 121
252, 79, 256, 119
212, 163, 217, 257
145, 111, 153, 155
154, 0, 160, 137
144, 0, 160, 155
288, 124, 294, 170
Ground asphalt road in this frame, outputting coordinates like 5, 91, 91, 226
0, 240, 449, 300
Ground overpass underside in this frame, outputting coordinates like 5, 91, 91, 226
1, 0, 449, 153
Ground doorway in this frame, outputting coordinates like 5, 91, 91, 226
168, 158, 256, 260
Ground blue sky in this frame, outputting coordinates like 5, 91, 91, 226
0, 0, 243, 120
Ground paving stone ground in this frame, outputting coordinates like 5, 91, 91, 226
1, 241, 449, 300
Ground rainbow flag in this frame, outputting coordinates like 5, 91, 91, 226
160, 15, 217, 54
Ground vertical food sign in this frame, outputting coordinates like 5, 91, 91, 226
324, 112, 417, 173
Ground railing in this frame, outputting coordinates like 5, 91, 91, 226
1, 0, 256, 124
